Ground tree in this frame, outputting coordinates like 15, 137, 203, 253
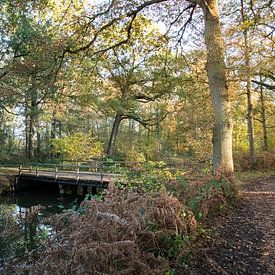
240, 0, 256, 168
0, 0, 64, 159
3, 0, 260, 176
95, 18, 177, 156
223, 0, 274, 157
198, 0, 233, 174
57, 0, 233, 175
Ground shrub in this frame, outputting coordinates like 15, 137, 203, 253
165, 174, 237, 220
51, 132, 103, 161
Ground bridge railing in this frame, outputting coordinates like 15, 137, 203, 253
18, 162, 110, 183
17, 160, 209, 181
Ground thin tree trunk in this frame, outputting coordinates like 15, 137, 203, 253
106, 113, 122, 156
25, 96, 29, 157
259, 76, 268, 151
58, 121, 62, 138
155, 108, 161, 156
51, 111, 57, 140
28, 112, 35, 159
25, 114, 29, 157
28, 91, 38, 159
36, 124, 41, 159
45, 125, 51, 156
156, 122, 161, 156
201, 0, 234, 175
241, 0, 256, 168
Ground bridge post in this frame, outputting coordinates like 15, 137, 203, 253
100, 162, 103, 183
19, 164, 22, 176
35, 165, 39, 180
55, 165, 58, 182
76, 164, 80, 184
13, 176, 19, 192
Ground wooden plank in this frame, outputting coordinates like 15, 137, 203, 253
18, 169, 119, 188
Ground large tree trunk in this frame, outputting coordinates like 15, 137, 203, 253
240, 0, 256, 168
201, 0, 234, 175
106, 113, 122, 156
259, 76, 268, 151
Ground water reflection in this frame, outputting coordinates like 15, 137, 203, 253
0, 188, 81, 267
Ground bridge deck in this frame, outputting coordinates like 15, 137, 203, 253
17, 167, 122, 189
20, 170, 119, 182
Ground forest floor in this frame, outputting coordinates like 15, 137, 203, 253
187, 174, 275, 275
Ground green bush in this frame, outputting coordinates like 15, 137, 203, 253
51, 132, 103, 161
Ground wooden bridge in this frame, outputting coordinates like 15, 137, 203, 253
12, 160, 208, 194
15, 161, 123, 192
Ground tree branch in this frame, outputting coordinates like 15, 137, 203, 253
252, 80, 275, 90
65, 0, 170, 55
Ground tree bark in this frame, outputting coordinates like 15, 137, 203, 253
106, 113, 122, 156
241, 0, 256, 168
259, 76, 268, 151
201, 0, 234, 175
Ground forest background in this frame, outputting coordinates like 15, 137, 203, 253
0, 0, 274, 172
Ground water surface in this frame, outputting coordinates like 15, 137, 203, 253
0, 186, 81, 267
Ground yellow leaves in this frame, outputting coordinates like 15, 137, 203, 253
240, 19, 255, 31
51, 132, 103, 161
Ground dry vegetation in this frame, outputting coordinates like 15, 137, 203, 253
3, 172, 237, 275
234, 151, 275, 172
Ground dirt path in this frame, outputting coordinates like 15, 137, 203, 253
187, 175, 275, 275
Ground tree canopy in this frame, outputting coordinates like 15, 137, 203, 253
0, 0, 274, 174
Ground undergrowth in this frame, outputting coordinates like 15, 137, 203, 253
234, 151, 275, 172
3, 163, 237, 274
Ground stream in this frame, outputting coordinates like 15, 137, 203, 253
0, 185, 82, 268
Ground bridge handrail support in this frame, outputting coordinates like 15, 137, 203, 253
55, 165, 58, 182
100, 162, 103, 183
36, 165, 39, 179
19, 164, 22, 176
76, 164, 80, 184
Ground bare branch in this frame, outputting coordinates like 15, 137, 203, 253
0, 104, 19, 115
175, 4, 197, 47
252, 80, 275, 91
